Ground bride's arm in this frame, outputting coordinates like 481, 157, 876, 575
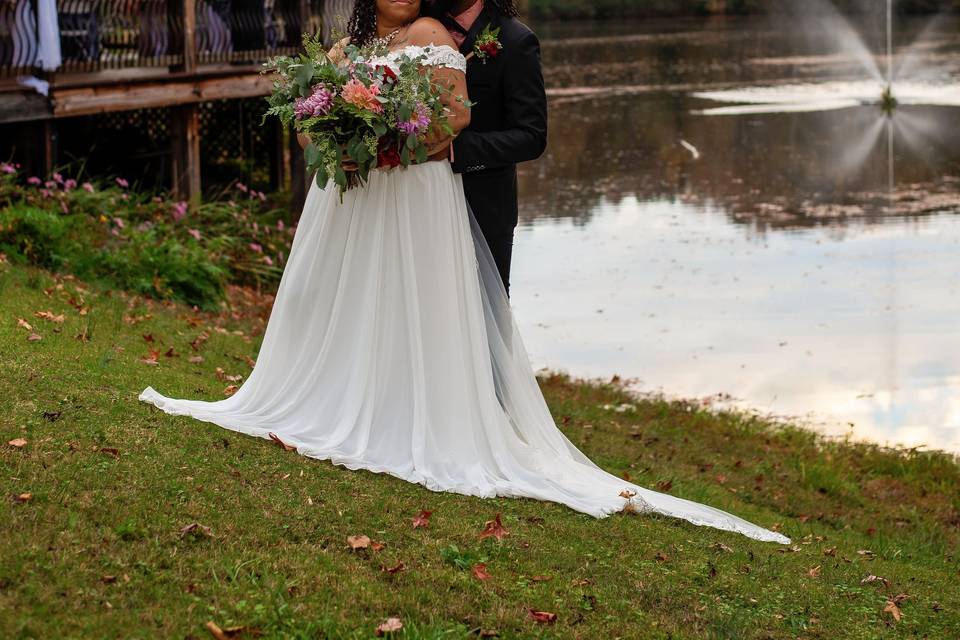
404, 18, 471, 139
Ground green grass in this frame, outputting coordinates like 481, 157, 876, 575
1, 260, 958, 639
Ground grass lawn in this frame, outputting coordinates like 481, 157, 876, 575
1, 259, 959, 639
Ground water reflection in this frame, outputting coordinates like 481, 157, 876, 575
513, 18, 960, 451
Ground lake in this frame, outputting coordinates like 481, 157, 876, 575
512, 16, 960, 452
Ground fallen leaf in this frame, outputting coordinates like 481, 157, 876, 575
711, 542, 734, 553
27, 333, 42, 342
527, 609, 557, 624
807, 565, 821, 578
571, 578, 593, 586
619, 489, 637, 499
655, 551, 670, 562
43, 410, 62, 422
223, 385, 238, 397
99, 447, 120, 458
8, 438, 27, 449
375, 617, 403, 636
383, 561, 405, 574
861, 574, 891, 588
206, 621, 229, 640
268, 433, 295, 451
371, 541, 385, 552
101, 575, 117, 584
472, 563, 491, 580
142, 333, 155, 343
823, 546, 838, 557
347, 534, 371, 550
13, 492, 32, 503
164, 347, 179, 358
189, 356, 204, 364
190, 332, 209, 351
655, 479, 673, 492
412, 510, 432, 529
34, 310, 65, 324
139, 350, 160, 365
478, 513, 509, 541
179, 522, 212, 539
16, 318, 33, 331
884, 598, 903, 622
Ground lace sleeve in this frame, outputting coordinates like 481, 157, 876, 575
412, 45, 467, 73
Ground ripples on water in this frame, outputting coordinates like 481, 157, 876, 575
514, 17, 960, 452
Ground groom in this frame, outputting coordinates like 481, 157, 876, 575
425, 0, 548, 296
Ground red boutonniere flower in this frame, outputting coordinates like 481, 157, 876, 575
377, 139, 402, 169
467, 25, 503, 64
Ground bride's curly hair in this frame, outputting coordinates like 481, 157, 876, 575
348, 0, 428, 47
424, 1, 519, 19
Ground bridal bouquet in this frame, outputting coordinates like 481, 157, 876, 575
263, 34, 454, 195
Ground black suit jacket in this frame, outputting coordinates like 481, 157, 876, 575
451, 7, 548, 236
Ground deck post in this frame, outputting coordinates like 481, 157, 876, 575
171, 105, 202, 205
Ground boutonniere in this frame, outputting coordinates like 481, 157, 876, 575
466, 25, 502, 64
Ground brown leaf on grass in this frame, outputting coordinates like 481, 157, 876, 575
139, 350, 160, 365
374, 617, 403, 636
823, 546, 838, 557
223, 385, 239, 397
347, 535, 371, 551
655, 479, 673, 492
99, 447, 120, 458
857, 549, 875, 558
807, 565, 821, 578
206, 621, 229, 640
27, 333, 42, 342
715, 474, 728, 485
883, 595, 909, 622
527, 609, 557, 624
862, 574, 891, 588
164, 347, 179, 358
383, 561, 405, 574
478, 513, 509, 541
43, 410, 62, 422
142, 333, 155, 343
101, 575, 117, 584
75, 327, 90, 342
711, 543, 734, 553
16, 318, 33, 331
619, 489, 637, 499
179, 523, 213, 539
12, 492, 32, 503
8, 438, 27, 449
371, 541, 385, 552
34, 310, 65, 324
472, 563, 492, 580
190, 332, 210, 351
268, 433, 296, 451
189, 355, 204, 364
655, 552, 670, 562
571, 578, 593, 586
412, 510, 432, 529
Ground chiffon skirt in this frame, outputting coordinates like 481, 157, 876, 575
140, 161, 789, 544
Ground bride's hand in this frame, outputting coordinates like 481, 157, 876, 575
340, 146, 358, 172
297, 133, 310, 150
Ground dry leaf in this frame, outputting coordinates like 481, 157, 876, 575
619, 489, 637, 499
472, 563, 492, 580
375, 617, 403, 636
479, 513, 509, 541
807, 565, 821, 578
655, 551, 670, 562
223, 385, 238, 397
527, 609, 557, 624
165, 347, 179, 358
347, 534, 371, 550
101, 575, 117, 584
8, 438, 27, 449
27, 333, 42, 342
571, 578, 593, 586
412, 510, 432, 529
711, 543, 734, 553
371, 541, 385, 552
383, 562, 405, 574
189, 356, 204, 364
34, 310, 65, 324
13, 492, 32, 503
655, 479, 673, 492
268, 433, 296, 451
99, 447, 120, 458
16, 318, 32, 331
861, 574, 891, 588
206, 621, 229, 640
823, 546, 838, 557
142, 333, 155, 343
179, 522, 212, 539
883, 599, 902, 622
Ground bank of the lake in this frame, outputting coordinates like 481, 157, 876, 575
2, 261, 958, 638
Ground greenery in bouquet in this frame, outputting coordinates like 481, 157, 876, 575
263, 33, 456, 195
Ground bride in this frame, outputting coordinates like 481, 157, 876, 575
140, 0, 789, 544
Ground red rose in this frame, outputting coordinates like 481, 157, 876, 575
377, 143, 401, 169
376, 65, 398, 83
480, 42, 500, 58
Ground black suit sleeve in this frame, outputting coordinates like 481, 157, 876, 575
452, 30, 548, 172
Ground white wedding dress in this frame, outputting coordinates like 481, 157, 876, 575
140, 45, 789, 544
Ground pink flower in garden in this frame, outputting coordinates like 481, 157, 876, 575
45, 180, 57, 189
40, 188, 52, 198
397, 103, 432, 136
82, 182, 94, 193
172, 201, 188, 222
188, 228, 202, 241
64, 179, 77, 190
236, 182, 248, 193
0, 162, 15, 174
53, 172, 64, 184
294, 85, 335, 119
263, 255, 274, 266
257, 191, 266, 202
60, 200, 69, 214
115, 177, 129, 188
249, 242, 263, 253
341, 79, 382, 113
252, 222, 259, 234
276, 219, 285, 231
113, 217, 125, 229
27, 176, 42, 185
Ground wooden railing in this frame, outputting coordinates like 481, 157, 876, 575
0, 0, 341, 78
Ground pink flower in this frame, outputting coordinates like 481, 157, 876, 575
188, 228, 202, 241
113, 217, 125, 229
263, 255, 274, 266
249, 242, 263, 253
27, 176, 42, 185
294, 85, 334, 119
257, 191, 266, 202
0, 162, 15, 174
276, 219, 285, 231
172, 201, 188, 222
82, 182, 94, 193
341, 79, 382, 113
40, 188, 52, 198
64, 179, 77, 190
115, 177, 129, 188
236, 182, 248, 193
53, 172, 64, 184
45, 180, 57, 189
397, 103, 432, 136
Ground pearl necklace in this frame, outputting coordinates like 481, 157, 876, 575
370, 27, 402, 54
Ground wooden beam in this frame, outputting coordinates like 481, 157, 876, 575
288, 128, 307, 221
50, 73, 274, 118
182, 0, 198, 73
171, 104, 202, 206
